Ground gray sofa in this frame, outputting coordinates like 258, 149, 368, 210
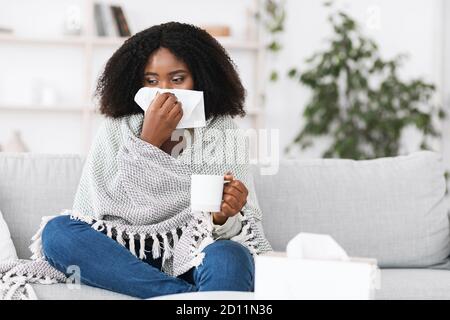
0, 152, 449, 300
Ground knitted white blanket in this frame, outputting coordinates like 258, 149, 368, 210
0, 113, 272, 300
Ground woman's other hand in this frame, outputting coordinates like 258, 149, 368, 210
212, 172, 248, 225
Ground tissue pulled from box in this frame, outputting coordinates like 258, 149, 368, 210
134, 87, 206, 129
286, 233, 350, 261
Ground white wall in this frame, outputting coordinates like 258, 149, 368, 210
264, 0, 449, 163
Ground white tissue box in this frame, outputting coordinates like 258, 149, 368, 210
254, 252, 380, 300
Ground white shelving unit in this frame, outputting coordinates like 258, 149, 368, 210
0, 0, 266, 155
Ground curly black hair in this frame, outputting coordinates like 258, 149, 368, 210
96, 21, 246, 119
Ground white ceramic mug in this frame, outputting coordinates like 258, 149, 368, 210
190, 174, 230, 212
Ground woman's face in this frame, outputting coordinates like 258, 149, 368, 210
143, 47, 194, 90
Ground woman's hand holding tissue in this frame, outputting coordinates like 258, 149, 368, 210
140, 92, 183, 148
212, 172, 248, 225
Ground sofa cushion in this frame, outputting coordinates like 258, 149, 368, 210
31, 283, 137, 300
32, 269, 450, 300
376, 269, 450, 300
151, 269, 450, 300
252, 151, 450, 268
0, 209, 18, 262
0, 153, 84, 259
150, 269, 450, 300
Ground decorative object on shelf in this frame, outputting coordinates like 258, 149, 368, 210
4, 130, 29, 153
0, 26, 13, 34
200, 25, 231, 37
31, 79, 59, 107
63, 5, 82, 36
285, 2, 446, 160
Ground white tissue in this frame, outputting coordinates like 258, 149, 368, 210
134, 87, 206, 129
286, 233, 350, 261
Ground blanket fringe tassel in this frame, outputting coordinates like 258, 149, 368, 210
29, 210, 72, 261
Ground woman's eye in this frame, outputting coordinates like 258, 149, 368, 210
172, 77, 184, 83
146, 79, 158, 85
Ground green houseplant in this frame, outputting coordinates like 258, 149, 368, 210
255, 0, 286, 82
285, 3, 445, 160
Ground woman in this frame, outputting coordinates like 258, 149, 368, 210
40, 22, 272, 299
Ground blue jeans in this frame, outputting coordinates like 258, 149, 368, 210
41, 215, 254, 299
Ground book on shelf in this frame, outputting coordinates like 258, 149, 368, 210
4, 130, 29, 153
94, 3, 107, 36
111, 5, 131, 37
94, 3, 131, 37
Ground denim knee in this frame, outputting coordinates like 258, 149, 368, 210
41, 215, 75, 260
203, 240, 254, 266
197, 240, 255, 291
